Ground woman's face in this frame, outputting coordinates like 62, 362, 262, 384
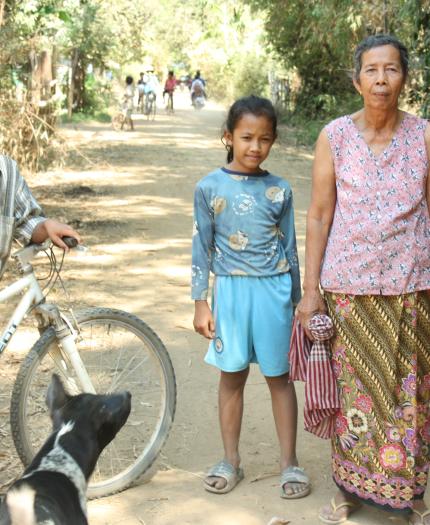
354, 44, 405, 111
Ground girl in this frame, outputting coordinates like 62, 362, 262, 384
191, 95, 310, 498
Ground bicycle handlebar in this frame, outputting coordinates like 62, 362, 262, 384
62, 236, 79, 249
12, 236, 82, 269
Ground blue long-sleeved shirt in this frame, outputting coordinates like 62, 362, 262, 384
191, 167, 301, 304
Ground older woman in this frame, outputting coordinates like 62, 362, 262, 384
297, 34, 430, 525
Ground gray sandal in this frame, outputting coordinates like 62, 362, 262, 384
204, 460, 244, 494
280, 465, 311, 499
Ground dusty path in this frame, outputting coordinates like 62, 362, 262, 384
0, 92, 426, 524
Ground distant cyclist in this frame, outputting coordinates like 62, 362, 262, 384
137, 72, 147, 111
163, 71, 177, 112
144, 68, 158, 97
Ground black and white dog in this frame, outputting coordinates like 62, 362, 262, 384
0, 374, 131, 525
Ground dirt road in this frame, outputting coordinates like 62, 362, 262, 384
0, 92, 425, 524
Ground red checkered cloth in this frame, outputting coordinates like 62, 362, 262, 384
289, 314, 340, 439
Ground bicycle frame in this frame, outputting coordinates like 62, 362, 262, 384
0, 249, 96, 393
0, 272, 43, 354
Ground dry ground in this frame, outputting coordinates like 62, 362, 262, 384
1, 91, 427, 524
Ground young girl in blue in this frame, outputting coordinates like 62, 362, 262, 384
192, 95, 310, 498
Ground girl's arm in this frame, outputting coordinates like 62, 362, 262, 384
296, 129, 336, 337
279, 189, 301, 307
191, 185, 215, 339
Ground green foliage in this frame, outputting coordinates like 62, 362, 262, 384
246, 0, 430, 119
231, 52, 269, 99
284, 92, 362, 146
80, 73, 115, 115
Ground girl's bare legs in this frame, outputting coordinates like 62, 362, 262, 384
265, 373, 308, 496
205, 368, 249, 490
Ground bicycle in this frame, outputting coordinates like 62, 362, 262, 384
0, 237, 176, 498
111, 103, 127, 131
144, 91, 156, 121
164, 91, 174, 114
112, 101, 134, 131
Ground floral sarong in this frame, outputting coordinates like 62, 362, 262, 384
325, 291, 430, 513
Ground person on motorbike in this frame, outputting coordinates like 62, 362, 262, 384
191, 71, 206, 106
144, 68, 159, 112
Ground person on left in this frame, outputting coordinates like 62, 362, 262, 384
0, 155, 81, 279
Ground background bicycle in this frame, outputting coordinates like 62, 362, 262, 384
144, 92, 156, 121
164, 91, 174, 114
111, 102, 129, 131
1, 238, 176, 498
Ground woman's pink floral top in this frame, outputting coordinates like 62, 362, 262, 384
320, 113, 430, 295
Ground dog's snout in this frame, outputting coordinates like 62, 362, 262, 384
123, 391, 131, 401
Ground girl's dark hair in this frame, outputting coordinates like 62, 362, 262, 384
223, 95, 277, 163
125, 75, 133, 85
353, 34, 409, 82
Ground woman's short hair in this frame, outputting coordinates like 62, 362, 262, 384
353, 34, 409, 81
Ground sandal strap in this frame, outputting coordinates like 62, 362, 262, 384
411, 508, 430, 520
330, 497, 358, 513
207, 460, 237, 480
281, 466, 309, 485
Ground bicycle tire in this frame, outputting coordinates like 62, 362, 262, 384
10, 307, 176, 498
146, 100, 152, 120
151, 99, 156, 121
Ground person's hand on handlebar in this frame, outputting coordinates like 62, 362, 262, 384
31, 219, 81, 251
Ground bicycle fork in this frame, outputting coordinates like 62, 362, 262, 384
34, 304, 96, 394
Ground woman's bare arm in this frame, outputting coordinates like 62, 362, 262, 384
296, 129, 337, 336
425, 123, 430, 217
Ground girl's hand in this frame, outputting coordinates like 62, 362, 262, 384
295, 289, 326, 340
193, 300, 215, 339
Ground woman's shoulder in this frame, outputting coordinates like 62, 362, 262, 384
401, 111, 429, 130
323, 114, 351, 134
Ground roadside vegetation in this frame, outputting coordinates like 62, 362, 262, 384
0, 0, 428, 168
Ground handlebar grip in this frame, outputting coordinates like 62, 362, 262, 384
62, 236, 79, 248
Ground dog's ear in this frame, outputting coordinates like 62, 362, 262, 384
46, 374, 70, 413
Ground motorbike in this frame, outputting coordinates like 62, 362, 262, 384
193, 94, 205, 110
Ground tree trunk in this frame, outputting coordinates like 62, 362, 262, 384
0, 0, 5, 27
28, 49, 53, 102
68, 48, 86, 117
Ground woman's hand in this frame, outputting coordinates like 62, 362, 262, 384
193, 300, 215, 340
296, 288, 326, 340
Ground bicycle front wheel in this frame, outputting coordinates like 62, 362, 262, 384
10, 308, 176, 498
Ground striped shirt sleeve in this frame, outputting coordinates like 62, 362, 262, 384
13, 171, 46, 244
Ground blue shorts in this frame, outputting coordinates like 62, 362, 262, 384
205, 274, 293, 377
